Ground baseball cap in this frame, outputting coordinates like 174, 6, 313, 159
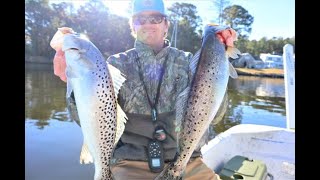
132, 0, 166, 16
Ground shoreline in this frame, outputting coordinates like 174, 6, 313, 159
25, 61, 284, 78
235, 68, 284, 78
25, 56, 52, 64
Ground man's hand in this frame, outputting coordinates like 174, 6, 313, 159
50, 27, 75, 83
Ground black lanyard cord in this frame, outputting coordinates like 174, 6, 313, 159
134, 50, 169, 121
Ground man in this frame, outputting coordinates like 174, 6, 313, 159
107, 0, 222, 179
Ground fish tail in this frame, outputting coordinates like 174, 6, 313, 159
228, 61, 238, 79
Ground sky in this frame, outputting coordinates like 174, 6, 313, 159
49, 0, 295, 40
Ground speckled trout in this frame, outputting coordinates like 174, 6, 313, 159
156, 24, 240, 180
50, 27, 127, 180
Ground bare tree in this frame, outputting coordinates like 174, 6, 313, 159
213, 0, 230, 24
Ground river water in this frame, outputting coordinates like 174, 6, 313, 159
25, 63, 286, 180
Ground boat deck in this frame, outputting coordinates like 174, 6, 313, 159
201, 124, 295, 179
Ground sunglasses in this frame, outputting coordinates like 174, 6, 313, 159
133, 15, 165, 25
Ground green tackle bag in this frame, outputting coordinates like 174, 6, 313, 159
219, 155, 273, 180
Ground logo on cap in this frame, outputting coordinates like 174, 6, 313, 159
142, 0, 154, 7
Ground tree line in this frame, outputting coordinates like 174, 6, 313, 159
25, 0, 295, 61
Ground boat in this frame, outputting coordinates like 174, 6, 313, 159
201, 124, 295, 179
200, 44, 295, 179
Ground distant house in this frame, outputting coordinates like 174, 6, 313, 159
260, 53, 283, 69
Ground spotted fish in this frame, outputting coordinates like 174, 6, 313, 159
50, 27, 127, 180
155, 24, 240, 180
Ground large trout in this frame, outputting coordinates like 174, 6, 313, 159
50, 27, 127, 180
156, 24, 240, 179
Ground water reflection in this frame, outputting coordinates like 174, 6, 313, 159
228, 76, 285, 115
25, 63, 69, 129
211, 76, 286, 135
230, 76, 285, 98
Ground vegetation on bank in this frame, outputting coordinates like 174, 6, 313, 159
25, 57, 284, 78
235, 68, 284, 78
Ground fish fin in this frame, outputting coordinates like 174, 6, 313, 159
211, 92, 228, 125
175, 86, 190, 154
226, 46, 241, 59
228, 61, 238, 79
189, 49, 201, 75
80, 142, 93, 164
66, 91, 81, 126
107, 64, 126, 99
115, 103, 128, 145
175, 86, 190, 133
66, 79, 73, 98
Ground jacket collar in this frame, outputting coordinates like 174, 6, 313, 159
134, 39, 171, 59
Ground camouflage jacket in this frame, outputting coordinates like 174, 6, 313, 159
107, 39, 193, 114
106, 39, 203, 161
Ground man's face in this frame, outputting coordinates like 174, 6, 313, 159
133, 11, 168, 47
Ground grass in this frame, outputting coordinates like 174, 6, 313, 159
235, 68, 284, 78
